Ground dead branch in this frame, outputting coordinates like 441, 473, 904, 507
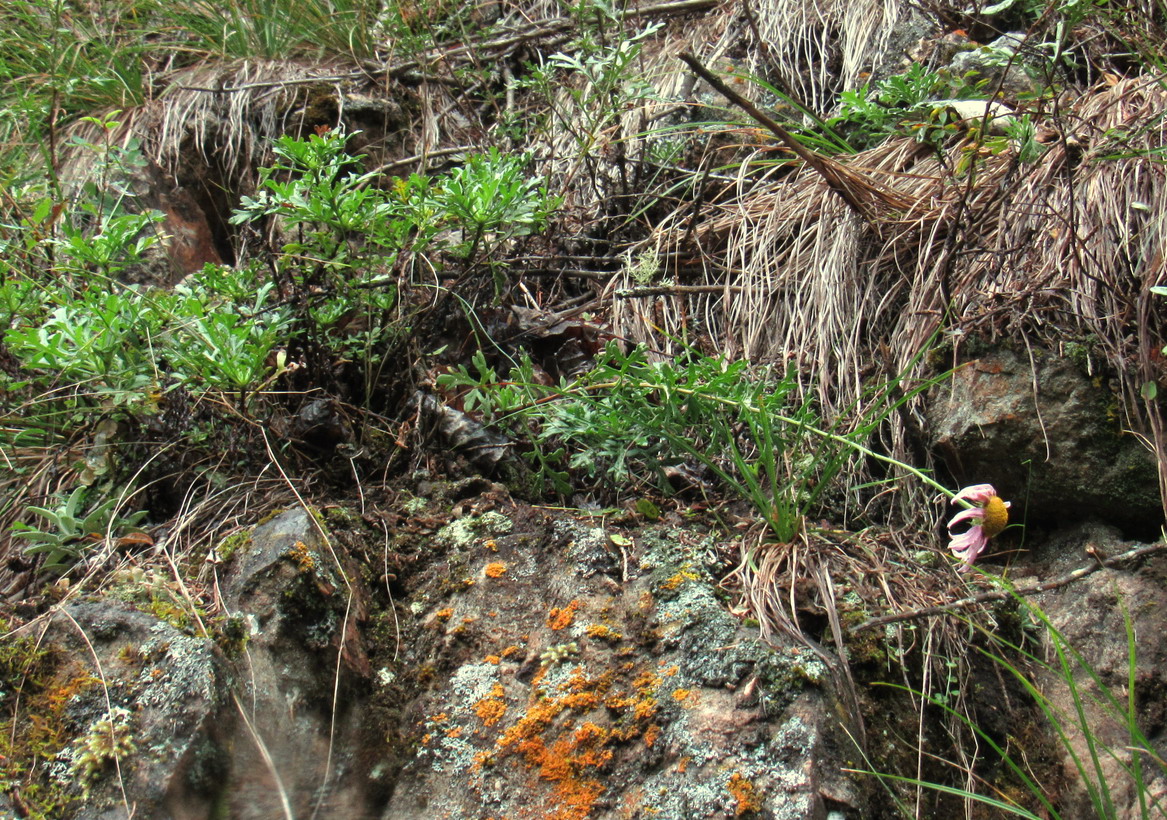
677, 52, 916, 222
615, 284, 744, 297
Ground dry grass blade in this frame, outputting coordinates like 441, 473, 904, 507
749, 0, 901, 111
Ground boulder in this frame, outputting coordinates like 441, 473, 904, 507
40, 600, 223, 820
1021, 523, 1167, 818
929, 348, 1162, 535
377, 509, 853, 819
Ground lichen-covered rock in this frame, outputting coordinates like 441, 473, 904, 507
378, 511, 849, 819
12, 499, 859, 819
929, 348, 1162, 534
40, 601, 222, 820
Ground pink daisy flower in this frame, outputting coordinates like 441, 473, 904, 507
947, 483, 1011, 572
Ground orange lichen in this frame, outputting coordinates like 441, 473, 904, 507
485, 654, 501, 665
547, 600, 581, 630
573, 722, 607, 744
643, 724, 660, 748
446, 727, 463, 739
484, 539, 498, 551
435, 608, 454, 621
287, 540, 316, 571
501, 645, 522, 658
560, 691, 602, 710
671, 688, 692, 703
497, 698, 564, 749
727, 773, 763, 816
487, 658, 681, 820
565, 669, 615, 695
662, 664, 679, 677
633, 697, 657, 721
660, 569, 699, 591
584, 623, 622, 642
507, 724, 612, 820
485, 562, 507, 578
475, 683, 507, 727
632, 671, 661, 693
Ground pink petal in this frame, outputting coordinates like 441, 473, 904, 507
949, 526, 988, 570
948, 526, 983, 555
952, 484, 997, 505
947, 507, 985, 531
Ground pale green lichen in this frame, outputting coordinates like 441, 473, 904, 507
436, 512, 513, 549
539, 642, 580, 666
403, 495, 429, 514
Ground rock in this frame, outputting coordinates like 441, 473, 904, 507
40, 600, 222, 820
946, 33, 1041, 98
928, 348, 1162, 535
13, 501, 860, 819
1020, 523, 1167, 818
378, 512, 852, 819
212, 507, 380, 819
22, 508, 383, 819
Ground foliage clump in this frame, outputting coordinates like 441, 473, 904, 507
67, 706, 136, 798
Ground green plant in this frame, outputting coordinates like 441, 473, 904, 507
232, 130, 556, 363
441, 343, 948, 541
165, 278, 293, 408
156, 0, 386, 60
13, 487, 147, 573
437, 147, 557, 276
508, 12, 662, 209
4, 285, 165, 404
68, 706, 136, 798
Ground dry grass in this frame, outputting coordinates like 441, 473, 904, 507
723, 522, 1006, 800
750, 0, 903, 111
626, 77, 1167, 520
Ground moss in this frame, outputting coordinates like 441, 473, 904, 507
0, 623, 90, 819
321, 505, 361, 528
68, 706, 136, 798
145, 597, 198, 633
308, 506, 332, 536
212, 615, 250, 658
254, 508, 287, 527
212, 529, 252, 563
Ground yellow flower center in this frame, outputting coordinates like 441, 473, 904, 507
980, 496, 1009, 538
